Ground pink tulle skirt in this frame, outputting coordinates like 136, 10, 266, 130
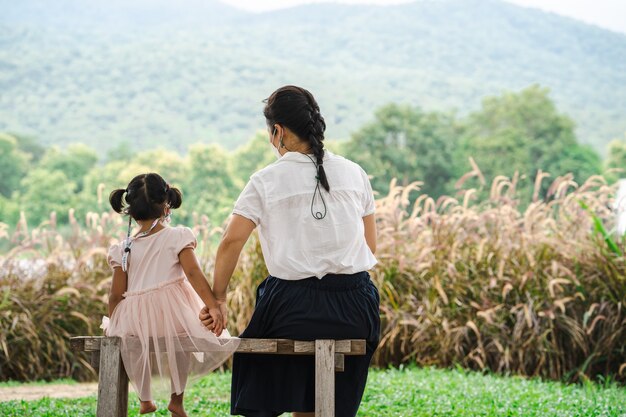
104, 277, 239, 401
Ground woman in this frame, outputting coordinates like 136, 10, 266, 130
201, 85, 380, 417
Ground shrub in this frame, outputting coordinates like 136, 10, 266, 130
0, 171, 624, 382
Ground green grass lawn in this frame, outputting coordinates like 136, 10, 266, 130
1, 367, 625, 416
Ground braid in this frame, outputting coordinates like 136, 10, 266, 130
304, 98, 330, 192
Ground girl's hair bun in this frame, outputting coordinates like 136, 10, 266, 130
109, 188, 127, 213
109, 173, 182, 220
167, 187, 182, 209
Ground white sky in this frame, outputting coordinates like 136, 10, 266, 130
220, 0, 626, 34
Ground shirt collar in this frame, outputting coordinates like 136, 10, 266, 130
278, 151, 332, 163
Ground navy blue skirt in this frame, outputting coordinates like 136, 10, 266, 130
231, 271, 380, 417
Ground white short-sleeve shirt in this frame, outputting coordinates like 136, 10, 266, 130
232, 151, 377, 280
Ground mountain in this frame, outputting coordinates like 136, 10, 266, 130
0, 0, 624, 154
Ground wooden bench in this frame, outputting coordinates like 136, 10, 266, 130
71, 336, 366, 417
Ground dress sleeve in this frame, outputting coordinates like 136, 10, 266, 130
360, 167, 376, 217
107, 243, 123, 270
176, 227, 197, 254
232, 176, 264, 226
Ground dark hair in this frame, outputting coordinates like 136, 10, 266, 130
109, 173, 182, 220
264, 85, 330, 192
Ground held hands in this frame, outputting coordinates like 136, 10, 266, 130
199, 300, 228, 337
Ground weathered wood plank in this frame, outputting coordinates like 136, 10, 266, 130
70, 336, 367, 356
90, 351, 101, 370
334, 353, 344, 373
86, 337, 103, 352
349, 340, 366, 356
70, 337, 85, 352
97, 337, 128, 417
315, 340, 335, 417
234, 338, 278, 353
70, 336, 103, 352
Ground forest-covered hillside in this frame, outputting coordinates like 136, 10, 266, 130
1, 0, 625, 152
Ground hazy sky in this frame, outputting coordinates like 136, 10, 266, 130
221, 0, 626, 34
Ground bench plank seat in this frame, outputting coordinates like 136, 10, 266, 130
70, 336, 366, 417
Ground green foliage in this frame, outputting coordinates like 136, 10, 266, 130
230, 132, 274, 188
184, 144, 238, 226
579, 200, 622, 256
1, 0, 625, 152
0, 133, 29, 198
11, 134, 46, 163
2, 368, 626, 416
345, 104, 460, 198
0, 87, 609, 229
39, 145, 98, 193
18, 169, 76, 225
457, 86, 602, 198
605, 136, 626, 182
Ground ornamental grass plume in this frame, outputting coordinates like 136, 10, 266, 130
0, 170, 624, 382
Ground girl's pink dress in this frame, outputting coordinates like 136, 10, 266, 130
104, 226, 239, 401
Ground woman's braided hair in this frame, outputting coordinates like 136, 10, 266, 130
263, 85, 330, 192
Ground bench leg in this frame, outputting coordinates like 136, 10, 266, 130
97, 337, 129, 417
315, 340, 335, 417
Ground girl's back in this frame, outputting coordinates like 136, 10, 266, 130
108, 226, 196, 293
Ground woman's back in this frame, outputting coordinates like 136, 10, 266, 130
233, 150, 377, 279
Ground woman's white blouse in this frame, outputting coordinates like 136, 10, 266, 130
232, 151, 378, 280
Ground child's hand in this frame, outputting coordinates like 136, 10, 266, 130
208, 307, 224, 337
199, 300, 228, 329
199, 306, 214, 330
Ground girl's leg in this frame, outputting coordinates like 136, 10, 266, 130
168, 391, 187, 417
168, 352, 190, 417
139, 400, 157, 414
135, 353, 156, 414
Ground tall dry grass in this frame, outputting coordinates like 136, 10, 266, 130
372, 169, 625, 382
0, 169, 624, 382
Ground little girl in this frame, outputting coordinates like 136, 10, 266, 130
103, 173, 239, 417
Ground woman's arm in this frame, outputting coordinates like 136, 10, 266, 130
212, 214, 256, 300
179, 248, 224, 336
108, 267, 127, 316
363, 214, 377, 254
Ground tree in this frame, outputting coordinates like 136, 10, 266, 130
231, 132, 275, 188
183, 144, 238, 226
12, 133, 46, 163
0, 133, 30, 198
605, 136, 626, 182
39, 144, 98, 193
458, 86, 601, 198
19, 169, 77, 225
344, 104, 460, 198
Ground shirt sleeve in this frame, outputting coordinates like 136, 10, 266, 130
107, 243, 123, 270
175, 227, 197, 254
232, 176, 264, 226
360, 168, 376, 217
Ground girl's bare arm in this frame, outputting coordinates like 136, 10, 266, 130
108, 267, 127, 316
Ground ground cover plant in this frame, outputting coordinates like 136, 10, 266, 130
1, 367, 625, 417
